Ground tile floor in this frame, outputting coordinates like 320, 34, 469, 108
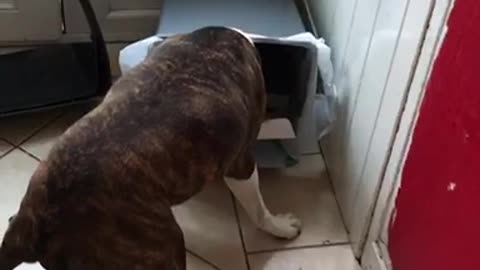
0, 105, 361, 270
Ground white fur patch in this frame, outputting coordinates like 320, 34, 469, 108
224, 166, 302, 239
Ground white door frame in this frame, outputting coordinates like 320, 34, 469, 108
360, 1, 454, 269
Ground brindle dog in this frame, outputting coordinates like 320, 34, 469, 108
0, 26, 301, 270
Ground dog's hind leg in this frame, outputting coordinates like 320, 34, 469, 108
225, 154, 302, 239
127, 211, 186, 270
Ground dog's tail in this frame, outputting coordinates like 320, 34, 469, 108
0, 212, 41, 270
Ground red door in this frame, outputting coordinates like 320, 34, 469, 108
389, 0, 480, 269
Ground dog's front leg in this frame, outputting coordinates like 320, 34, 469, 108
225, 165, 302, 239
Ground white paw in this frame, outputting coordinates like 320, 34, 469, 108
260, 213, 302, 239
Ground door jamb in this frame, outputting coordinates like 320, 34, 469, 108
360, 0, 454, 269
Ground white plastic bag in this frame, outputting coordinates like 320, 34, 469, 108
119, 32, 337, 140
281, 33, 337, 139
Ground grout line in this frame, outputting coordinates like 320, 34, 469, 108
247, 241, 352, 255
186, 249, 222, 270
16, 110, 65, 147
17, 146, 41, 162
0, 138, 14, 145
0, 142, 16, 159
230, 192, 251, 270
2, 138, 15, 147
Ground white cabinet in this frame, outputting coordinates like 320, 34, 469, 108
0, 0, 163, 75
0, 0, 62, 42
63, 0, 162, 41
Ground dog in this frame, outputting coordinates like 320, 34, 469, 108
0, 26, 301, 270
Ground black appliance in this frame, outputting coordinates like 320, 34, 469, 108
0, 0, 111, 116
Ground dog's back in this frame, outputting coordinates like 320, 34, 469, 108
0, 26, 266, 270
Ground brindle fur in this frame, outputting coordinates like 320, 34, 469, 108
0, 26, 266, 270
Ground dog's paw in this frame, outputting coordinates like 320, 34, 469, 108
261, 213, 302, 239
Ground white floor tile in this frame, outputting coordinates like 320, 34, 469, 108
0, 139, 13, 157
238, 155, 348, 252
0, 109, 63, 145
249, 245, 361, 270
0, 150, 39, 237
173, 181, 247, 270
21, 108, 89, 160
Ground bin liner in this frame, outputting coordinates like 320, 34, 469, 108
119, 31, 337, 167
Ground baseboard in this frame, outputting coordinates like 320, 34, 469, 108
361, 242, 391, 270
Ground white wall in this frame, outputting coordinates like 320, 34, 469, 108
307, 0, 435, 256
361, 2, 453, 268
